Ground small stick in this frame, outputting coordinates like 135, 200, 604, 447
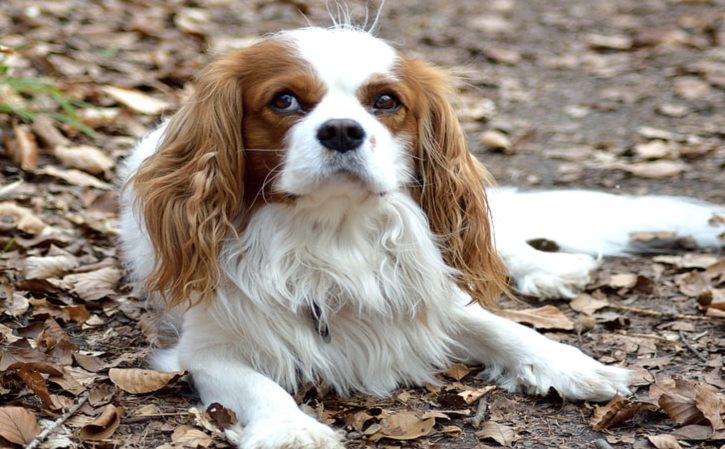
606, 304, 722, 321
26, 392, 90, 449
678, 331, 708, 363
465, 397, 488, 429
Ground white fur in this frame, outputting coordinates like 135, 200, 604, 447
117, 27, 725, 449
489, 187, 724, 298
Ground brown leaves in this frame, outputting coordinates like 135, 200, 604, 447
102, 86, 170, 115
109, 368, 185, 394
656, 379, 723, 428
0, 407, 41, 445
79, 404, 124, 441
7, 123, 39, 171
475, 421, 517, 446
369, 411, 436, 441
591, 396, 656, 431
497, 305, 574, 330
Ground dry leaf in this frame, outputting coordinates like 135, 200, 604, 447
0, 406, 41, 444
102, 86, 170, 115
694, 383, 724, 430
370, 411, 435, 441
172, 425, 213, 448
109, 368, 185, 394
444, 363, 472, 381
475, 421, 517, 446
675, 272, 711, 298
0, 202, 47, 234
497, 305, 574, 330
658, 379, 707, 426
8, 123, 39, 170
653, 254, 720, 269
24, 246, 79, 280
647, 434, 683, 449
79, 404, 123, 441
63, 266, 123, 301
622, 160, 688, 178
609, 273, 638, 289
570, 293, 608, 315
591, 396, 655, 431
38, 165, 112, 190
458, 385, 496, 404
53, 145, 114, 176
32, 115, 71, 147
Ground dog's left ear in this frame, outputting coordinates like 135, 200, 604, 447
401, 57, 509, 308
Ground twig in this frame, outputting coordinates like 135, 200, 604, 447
606, 304, 722, 321
594, 439, 615, 449
678, 331, 708, 363
26, 391, 90, 449
464, 396, 488, 429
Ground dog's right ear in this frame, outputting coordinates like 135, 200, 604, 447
132, 53, 248, 307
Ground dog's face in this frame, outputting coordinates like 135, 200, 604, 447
132, 27, 508, 308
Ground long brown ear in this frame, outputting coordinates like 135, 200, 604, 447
132, 56, 246, 307
402, 58, 510, 308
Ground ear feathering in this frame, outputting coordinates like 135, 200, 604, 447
131, 54, 247, 307
401, 57, 510, 308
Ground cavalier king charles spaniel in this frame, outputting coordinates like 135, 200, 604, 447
120, 26, 723, 449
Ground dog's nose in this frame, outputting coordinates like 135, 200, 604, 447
316, 119, 366, 153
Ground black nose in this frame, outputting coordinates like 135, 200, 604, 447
316, 119, 366, 153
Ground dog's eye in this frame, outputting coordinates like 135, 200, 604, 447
271, 92, 302, 113
373, 93, 400, 112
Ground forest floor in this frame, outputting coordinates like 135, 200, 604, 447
0, 0, 723, 448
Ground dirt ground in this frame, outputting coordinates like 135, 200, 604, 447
0, 1, 723, 448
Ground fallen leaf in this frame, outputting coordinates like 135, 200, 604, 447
32, 115, 71, 147
634, 141, 675, 159
63, 266, 123, 301
622, 160, 688, 178
570, 293, 609, 315
53, 145, 114, 176
675, 272, 711, 298
172, 425, 213, 448
587, 34, 633, 50
647, 434, 683, 449
443, 363, 472, 381
8, 123, 39, 171
694, 383, 724, 430
591, 396, 655, 431
174, 8, 211, 36
497, 305, 574, 330
458, 385, 496, 404
79, 404, 123, 441
204, 402, 237, 430
653, 254, 720, 269
24, 246, 79, 280
0, 406, 41, 444
109, 368, 185, 394
38, 165, 112, 190
0, 202, 47, 234
102, 86, 170, 115
658, 379, 708, 426
480, 129, 512, 151
370, 411, 435, 441
475, 421, 517, 446
674, 77, 711, 100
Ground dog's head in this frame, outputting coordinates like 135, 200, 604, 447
132, 26, 508, 307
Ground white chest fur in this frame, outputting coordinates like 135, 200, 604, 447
177, 190, 463, 396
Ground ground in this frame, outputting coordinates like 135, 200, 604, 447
0, 1, 723, 448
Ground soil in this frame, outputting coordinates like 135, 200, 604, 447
0, 1, 723, 449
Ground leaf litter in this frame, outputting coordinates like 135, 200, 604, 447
0, 0, 723, 448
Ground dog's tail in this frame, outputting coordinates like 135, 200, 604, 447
488, 187, 724, 256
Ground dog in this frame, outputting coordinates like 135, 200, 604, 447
119, 25, 723, 449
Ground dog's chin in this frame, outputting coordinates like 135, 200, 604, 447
283, 170, 391, 201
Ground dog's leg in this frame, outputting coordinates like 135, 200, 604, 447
497, 239, 599, 299
171, 344, 345, 449
451, 299, 629, 401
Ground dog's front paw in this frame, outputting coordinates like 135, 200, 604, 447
496, 343, 630, 402
515, 252, 598, 299
229, 415, 345, 449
